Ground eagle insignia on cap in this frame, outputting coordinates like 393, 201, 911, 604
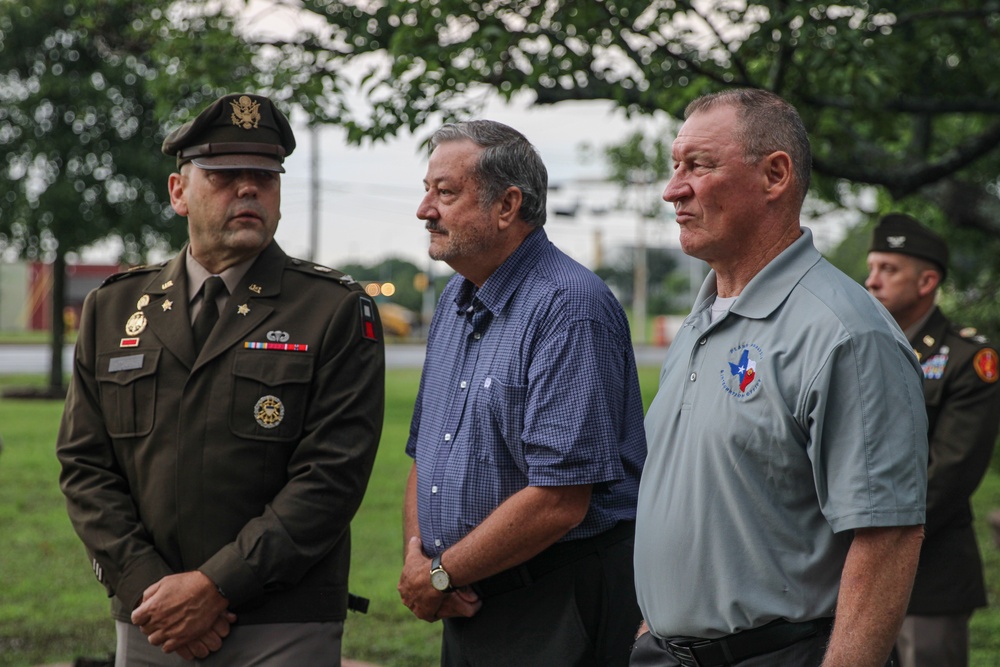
230, 96, 261, 130
886, 235, 906, 248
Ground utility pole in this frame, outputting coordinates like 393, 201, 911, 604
308, 125, 320, 263
633, 211, 648, 344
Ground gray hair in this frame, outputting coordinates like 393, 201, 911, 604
686, 89, 812, 203
428, 120, 548, 227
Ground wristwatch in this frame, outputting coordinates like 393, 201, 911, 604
430, 554, 452, 592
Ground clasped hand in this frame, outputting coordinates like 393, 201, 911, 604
131, 571, 236, 661
398, 537, 482, 622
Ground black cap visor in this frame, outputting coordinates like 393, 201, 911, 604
180, 142, 286, 173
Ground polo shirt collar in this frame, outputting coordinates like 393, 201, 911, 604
696, 227, 822, 320
453, 227, 549, 316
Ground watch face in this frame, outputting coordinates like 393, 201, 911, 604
430, 568, 450, 591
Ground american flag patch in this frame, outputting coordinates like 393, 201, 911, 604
360, 296, 378, 341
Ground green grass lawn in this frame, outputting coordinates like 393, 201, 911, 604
2, 366, 1000, 666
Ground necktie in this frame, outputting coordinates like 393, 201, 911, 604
193, 276, 227, 353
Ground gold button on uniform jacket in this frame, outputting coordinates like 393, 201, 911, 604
57, 241, 384, 625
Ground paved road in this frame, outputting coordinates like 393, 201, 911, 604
0, 343, 667, 376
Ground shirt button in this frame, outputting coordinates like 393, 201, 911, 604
689, 372, 697, 381
434, 539, 442, 547
431, 485, 438, 494
699, 338, 707, 346
444, 433, 452, 441
460, 381, 468, 389
473, 332, 482, 340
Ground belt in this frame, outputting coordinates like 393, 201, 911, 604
654, 617, 833, 667
469, 521, 634, 599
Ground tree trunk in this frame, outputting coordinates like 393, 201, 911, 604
48, 251, 67, 397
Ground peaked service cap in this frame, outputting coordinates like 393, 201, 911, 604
869, 213, 949, 279
161, 93, 296, 172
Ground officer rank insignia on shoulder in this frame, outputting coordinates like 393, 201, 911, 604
100, 263, 161, 287
288, 259, 357, 286
959, 326, 989, 344
974, 348, 1000, 384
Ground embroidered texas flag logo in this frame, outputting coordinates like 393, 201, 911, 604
729, 348, 757, 392
721, 343, 764, 398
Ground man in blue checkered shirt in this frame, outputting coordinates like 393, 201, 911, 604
397, 120, 647, 667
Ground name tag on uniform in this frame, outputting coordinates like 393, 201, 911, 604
108, 354, 144, 372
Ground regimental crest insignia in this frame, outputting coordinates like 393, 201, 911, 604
721, 343, 764, 398
254, 395, 285, 429
230, 95, 261, 130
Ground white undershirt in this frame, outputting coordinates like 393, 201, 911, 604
710, 295, 738, 324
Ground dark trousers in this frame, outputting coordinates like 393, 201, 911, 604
441, 535, 640, 667
897, 613, 971, 667
629, 626, 900, 667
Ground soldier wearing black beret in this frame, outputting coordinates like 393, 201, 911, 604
57, 93, 384, 665
867, 213, 1000, 667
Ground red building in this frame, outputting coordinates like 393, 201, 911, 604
26, 262, 123, 332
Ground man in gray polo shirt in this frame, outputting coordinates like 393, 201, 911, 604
632, 89, 927, 667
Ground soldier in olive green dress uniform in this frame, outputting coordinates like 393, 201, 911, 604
57, 93, 384, 666
867, 213, 1000, 667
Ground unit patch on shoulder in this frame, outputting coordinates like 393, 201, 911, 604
974, 348, 1000, 384
360, 296, 379, 341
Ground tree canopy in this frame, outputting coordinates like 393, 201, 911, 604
248, 0, 1000, 332
0, 0, 260, 390
7, 0, 1000, 345
0, 0, 264, 264
257, 1, 1000, 234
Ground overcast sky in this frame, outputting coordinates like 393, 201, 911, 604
75, 1, 851, 274
271, 95, 678, 274
223, 0, 680, 273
